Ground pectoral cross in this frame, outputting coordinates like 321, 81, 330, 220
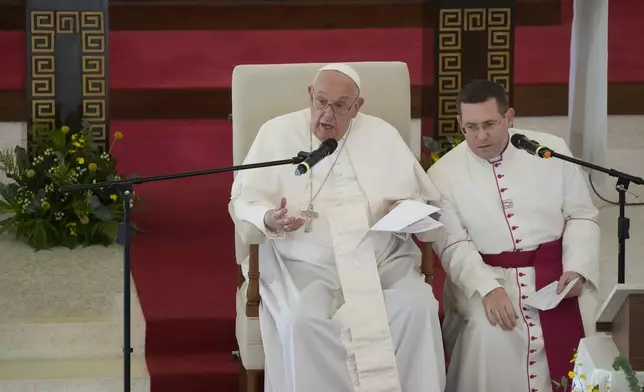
300, 203, 319, 233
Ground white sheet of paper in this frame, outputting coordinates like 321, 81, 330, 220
369, 200, 443, 234
523, 278, 579, 311
398, 216, 444, 233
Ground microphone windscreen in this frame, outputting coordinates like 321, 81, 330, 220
510, 133, 524, 148
323, 138, 338, 153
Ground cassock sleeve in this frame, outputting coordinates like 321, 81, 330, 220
409, 159, 444, 242
377, 121, 443, 241
558, 142, 601, 288
429, 167, 502, 299
230, 121, 286, 239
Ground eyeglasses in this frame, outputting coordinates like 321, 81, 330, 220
311, 97, 356, 115
462, 117, 505, 134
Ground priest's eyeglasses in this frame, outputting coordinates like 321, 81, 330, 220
462, 117, 504, 134
312, 97, 355, 115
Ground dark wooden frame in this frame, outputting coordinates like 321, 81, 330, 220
0, 0, 562, 31
596, 294, 644, 371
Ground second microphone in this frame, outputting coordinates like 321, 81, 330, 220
294, 138, 338, 176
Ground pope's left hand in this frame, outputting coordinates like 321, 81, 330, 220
556, 271, 584, 299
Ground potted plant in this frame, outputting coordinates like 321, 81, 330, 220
0, 119, 138, 250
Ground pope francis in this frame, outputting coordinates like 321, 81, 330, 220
230, 63, 446, 392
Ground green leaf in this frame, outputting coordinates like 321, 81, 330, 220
87, 195, 102, 210
88, 220, 118, 246
14, 146, 30, 171
52, 129, 66, 150
0, 199, 17, 215
55, 151, 66, 163
0, 215, 18, 236
58, 230, 79, 249
16, 219, 58, 251
93, 205, 112, 221
560, 376, 568, 389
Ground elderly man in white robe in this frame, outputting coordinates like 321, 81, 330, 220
428, 80, 600, 392
230, 63, 446, 392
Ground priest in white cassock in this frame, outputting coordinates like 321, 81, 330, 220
230, 63, 446, 392
428, 79, 600, 392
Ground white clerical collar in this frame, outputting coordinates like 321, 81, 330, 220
467, 132, 513, 165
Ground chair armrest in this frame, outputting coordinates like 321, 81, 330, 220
228, 201, 265, 245
229, 201, 263, 318
415, 228, 440, 243
421, 242, 435, 286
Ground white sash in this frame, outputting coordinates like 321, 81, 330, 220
327, 201, 402, 392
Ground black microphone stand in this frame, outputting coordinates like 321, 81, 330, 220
549, 151, 643, 284
58, 152, 309, 392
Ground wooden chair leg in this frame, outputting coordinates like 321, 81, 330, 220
238, 361, 247, 392
246, 369, 263, 392
238, 362, 264, 392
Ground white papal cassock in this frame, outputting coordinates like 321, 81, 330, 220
231, 108, 446, 392
428, 128, 600, 392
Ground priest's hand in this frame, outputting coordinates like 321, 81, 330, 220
482, 288, 518, 331
264, 197, 305, 232
556, 271, 584, 299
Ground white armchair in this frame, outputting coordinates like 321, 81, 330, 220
228, 61, 436, 392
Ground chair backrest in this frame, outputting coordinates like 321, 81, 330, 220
231, 61, 412, 167
230, 62, 412, 265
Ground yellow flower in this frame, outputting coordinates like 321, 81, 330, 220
579, 374, 586, 380
114, 131, 123, 140
61, 125, 70, 133
77, 157, 85, 165
26, 169, 35, 178
568, 371, 575, 379
110, 194, 118, 201
88, 163, 97, 172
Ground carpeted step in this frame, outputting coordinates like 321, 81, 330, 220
147, 353, 239, 392
145, 317, 236, 357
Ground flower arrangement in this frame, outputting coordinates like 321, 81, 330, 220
0, 120, 137, 250
552, 348, 600, 392
553, 349, 643, 392
419, 134, 465, 171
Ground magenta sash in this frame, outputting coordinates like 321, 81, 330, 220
481, 239, 584, 386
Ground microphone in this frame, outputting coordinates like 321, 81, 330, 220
510, 133, 554, 159
294, 138, 338, 176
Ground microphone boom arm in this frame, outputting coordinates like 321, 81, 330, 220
59, 154, 309, 192
548, 150, 643, 284
57, 152, 308, 392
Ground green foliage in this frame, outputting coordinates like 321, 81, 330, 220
0, 122, 138, 250
552, 349, 642, 392
613, 355, 644, 392
419, 134, 465, 171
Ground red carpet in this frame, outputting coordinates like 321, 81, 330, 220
109, 120, 239, 391
0, 1, 642, 390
